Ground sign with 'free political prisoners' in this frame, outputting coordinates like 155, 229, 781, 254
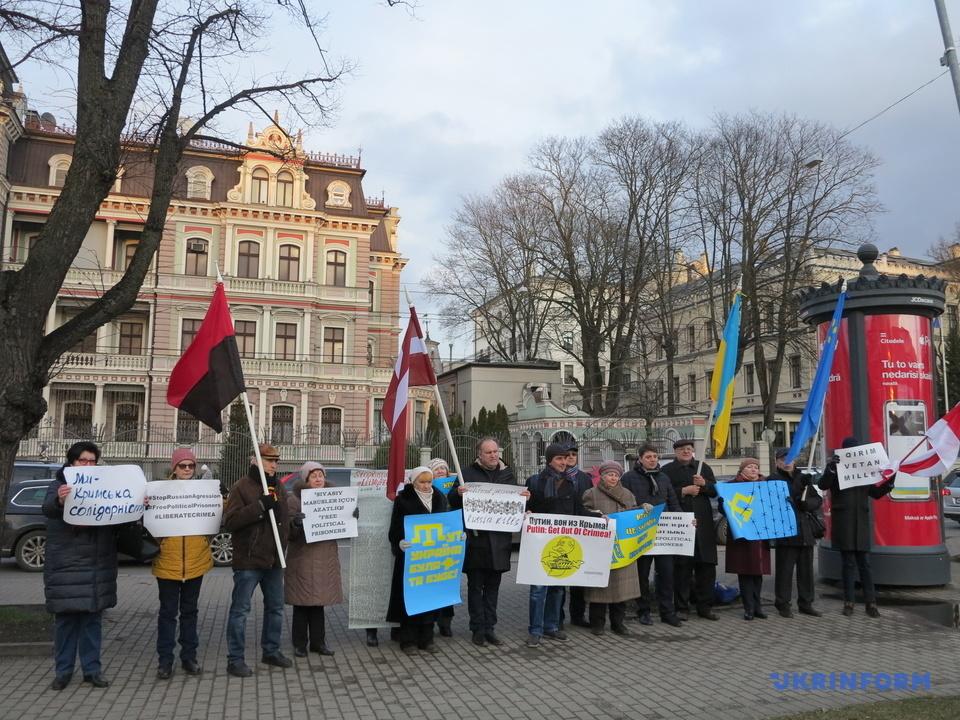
301, 486, 359, 543
143, 480, 223, 537
516, 514, 615, 587
837, 442, 891, 490
63, 465, 147, 526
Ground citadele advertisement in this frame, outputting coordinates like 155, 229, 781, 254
819, 318, 850, 545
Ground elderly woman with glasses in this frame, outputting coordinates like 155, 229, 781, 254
147, 449, 214, 680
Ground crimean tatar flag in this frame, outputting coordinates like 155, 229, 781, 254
709, 291, 743, 458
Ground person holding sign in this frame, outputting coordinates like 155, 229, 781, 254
563, 443, 595, 630
581, 461, 640, 636
386, 467, 450, 655
620, 445, 683, 628
42, 442, 115, 691
428, 457, 456, 638
285, 462, 344, 658
726, 459, 771, 621
149, 449, 214, 680
817, 436, 896, 618
223, 444, 291, 677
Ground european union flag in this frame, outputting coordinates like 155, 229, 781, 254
785, 282, 847, 465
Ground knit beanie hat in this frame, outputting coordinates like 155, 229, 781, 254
427, 458, 449, 475
299, 461, 325, 483
171, 448, 197, 470
408, 466, 433, 484
598, 461, 623, 478
739, 457, 761, 473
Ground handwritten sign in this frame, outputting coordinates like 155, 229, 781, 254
143, 479, 222, 537
516, 513, 615, 587
348, 470, 396, 629
648, 511, 696, 556
461, 482, 527, 533
837, 442, 891, 490
432, 474, 457, 495
716, 480, 797, 541
608, 505, 663, 568
402, 510, 465, 615
301, 486, 359, 542
63, 465, 147, 526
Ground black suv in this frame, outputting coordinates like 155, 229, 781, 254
1, 462, 60, 571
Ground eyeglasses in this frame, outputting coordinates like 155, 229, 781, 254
176, 463, 196, 470
75, 458, 97, 465
263, 457, 280, 462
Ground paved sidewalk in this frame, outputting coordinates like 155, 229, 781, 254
2, 536, 960, 720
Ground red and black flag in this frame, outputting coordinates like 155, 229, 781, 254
167, 283, 245, 433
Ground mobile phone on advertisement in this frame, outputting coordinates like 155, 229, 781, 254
884, 399, 931, 500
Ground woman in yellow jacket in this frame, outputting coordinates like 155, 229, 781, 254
150, 449, 213, 680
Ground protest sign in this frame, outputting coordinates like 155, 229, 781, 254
142, 480, 222, 537
608, 504, 663, 568
63, 465, 147, 526
301, 486, 359, 543
837, 442, 891, 490
348, 470, 396, 629
516, 514, 615, 587
648, 511, 696, 556
402, 510, 465, 615
717, 480, 797, 541
461, 482, 527, 533
432, 474, 457, 495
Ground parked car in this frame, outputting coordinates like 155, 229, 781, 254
941, 471, 960, 524
1, 462, 60, 571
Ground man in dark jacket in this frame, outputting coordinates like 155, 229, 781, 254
563, 443, 594, 628
663, 438, 719, 621
621, 444, 682, 627
524, 442, 587, 647
448, 437, 527, 647
223, 443, 291, 677
818, 436, 895, 618
43, 441, 115, 691
772, 449, 823, 618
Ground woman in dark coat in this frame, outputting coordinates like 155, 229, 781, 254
42, 441, 118, 691
725, 458, 771, 621
818, 436, 895, 618
386, 466, 449, 655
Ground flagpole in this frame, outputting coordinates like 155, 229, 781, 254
696, 398, 717, 477
432, 385, 466, 484
240, 391, 287, 569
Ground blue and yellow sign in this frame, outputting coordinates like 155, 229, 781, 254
608, 504, 664, 569
402, 510, 465, 615
716, 480, 797, 541
432, 474, 457, 495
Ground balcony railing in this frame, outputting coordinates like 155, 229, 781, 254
62, 352, 150, 370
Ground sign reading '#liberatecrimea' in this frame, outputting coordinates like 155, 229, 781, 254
143, 479, 222, 537
63, 465, 147, 526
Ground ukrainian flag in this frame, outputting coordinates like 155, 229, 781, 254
709, 292, 743, 457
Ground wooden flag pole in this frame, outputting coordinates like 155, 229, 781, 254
240, 391, 287, 569
697, 398, 717, 477
432, 385, 466, 485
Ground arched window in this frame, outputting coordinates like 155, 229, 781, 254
114, 403, 140, 441
185, 166, 214, 200
320, 407, 342, 444
325, 250, 346, 287
64, 402, 93, 438
277, 244, 300, 282
184, 238, 208, 276
276, 171, 294, 207
271, 405, 295, 445
48, 154, 71, 187
237, 241, 260, 278
251, 168, 269, 204
325, 180, 351, 208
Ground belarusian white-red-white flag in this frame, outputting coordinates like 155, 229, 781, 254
897, 402, 960, 477
383, 307, 438, 500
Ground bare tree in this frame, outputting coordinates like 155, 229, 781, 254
0, 0, 397, 524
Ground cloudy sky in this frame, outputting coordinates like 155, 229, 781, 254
18, 1, 960, 354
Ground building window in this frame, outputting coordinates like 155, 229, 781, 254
114, 403, 139, 441
185, 166, 213, 200
185, 238, 208, 276
235, 320, 257, 358
237, 241, 260, 278
271, 405, 294, 445
277, 244, 300, 282
789, 421, 800, 447
323, 327, 345, 364
744, 363, 755, 395
325, 250, 347, 286
560, 331, 573, 352
181, 318, 202, 350
949, 305, 959, 333
753, 422, 764, 442
71, 326, 97, 354
688, 373, 697, 402
789, 354, 802, 389
320, 407, 342, 444
622, 367, 632, 389
729, 424, 742, 454
706, 369, 714, 391
415, 401, 426, 438
655, 336, 664, 360
64, 402, 93, 438
120, 239, 138, 271
176, 411, 199, 443
774, 422, 786, 447
276, 171, 294, 207
275, 322, 298, 360
119, 321, 144, 355
368, 280, 376, 312
656, 379, 665, 404
373, 398, 387, 442
251, 168, 269, 204
671, 376, 680, 402
48, 154, 71, 187
687, 326, 696, 353
326, 180, 351, 208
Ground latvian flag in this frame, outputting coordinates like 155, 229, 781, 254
897, 402, 960, 477
384, 307, 438, 500
167, 283, 246, 433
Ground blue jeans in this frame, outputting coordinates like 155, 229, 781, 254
157, 577, 203, 666
54, 611, 102, 678
528, 585, 565, 637
226, 568, 284, 664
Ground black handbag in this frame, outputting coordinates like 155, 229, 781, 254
800, 485, 826, 539
117, 522, 161, 562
